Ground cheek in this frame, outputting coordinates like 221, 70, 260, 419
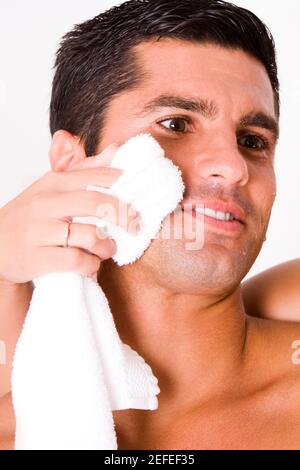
262, 166, 276, 205
146, 135, 199, 183
250, 166, 276, 224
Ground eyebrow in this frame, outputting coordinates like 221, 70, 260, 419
138, 94, 279, 142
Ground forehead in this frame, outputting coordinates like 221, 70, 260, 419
130, 38, 275, 117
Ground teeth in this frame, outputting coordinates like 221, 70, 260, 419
194, 207, 235, 221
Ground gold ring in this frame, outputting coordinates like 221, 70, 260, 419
64, 221, 71, 248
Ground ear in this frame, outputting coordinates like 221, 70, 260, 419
49, 130, 86, 171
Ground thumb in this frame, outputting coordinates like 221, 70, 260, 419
74, 143, 120, 170
93, 143, 120, 167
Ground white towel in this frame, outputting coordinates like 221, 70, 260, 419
11, 133, 185, 450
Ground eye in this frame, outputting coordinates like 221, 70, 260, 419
157, 117, 190, 134
238, 134, 269, 151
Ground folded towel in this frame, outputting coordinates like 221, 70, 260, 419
11, 133, 185, 450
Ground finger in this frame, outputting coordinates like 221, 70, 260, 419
41, 190, 140, 234
43, 166, 124, 191
33, 246, 102, 277
70, 143, 120, 170
37, 220, 117, 260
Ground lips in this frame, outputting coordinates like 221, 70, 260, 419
179, 198, 246, 224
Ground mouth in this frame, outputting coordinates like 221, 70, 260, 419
179, 199, 246, 235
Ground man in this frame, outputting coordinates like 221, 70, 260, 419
1, 0, 300, 450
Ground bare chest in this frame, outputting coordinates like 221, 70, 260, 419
113, 405, 300, 450
3, 395, 300, 450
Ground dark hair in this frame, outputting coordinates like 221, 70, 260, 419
50, 0, 280, 156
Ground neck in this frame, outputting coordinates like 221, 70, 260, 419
98, 261, 248, 410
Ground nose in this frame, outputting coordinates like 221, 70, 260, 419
195, 134, 249, 187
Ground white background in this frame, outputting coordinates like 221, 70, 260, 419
0, 0, 299, 280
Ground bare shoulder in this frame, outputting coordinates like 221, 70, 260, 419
242, 258, 300, 321
243, 258, 300, 292
246, 317, 300, 406
248, 316, 300, 367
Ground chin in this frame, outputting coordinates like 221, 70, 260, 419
140, 236, 255, 295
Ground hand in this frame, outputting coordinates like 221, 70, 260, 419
0, 144, 139, 284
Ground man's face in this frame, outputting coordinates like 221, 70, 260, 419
99, 39, 278, 294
